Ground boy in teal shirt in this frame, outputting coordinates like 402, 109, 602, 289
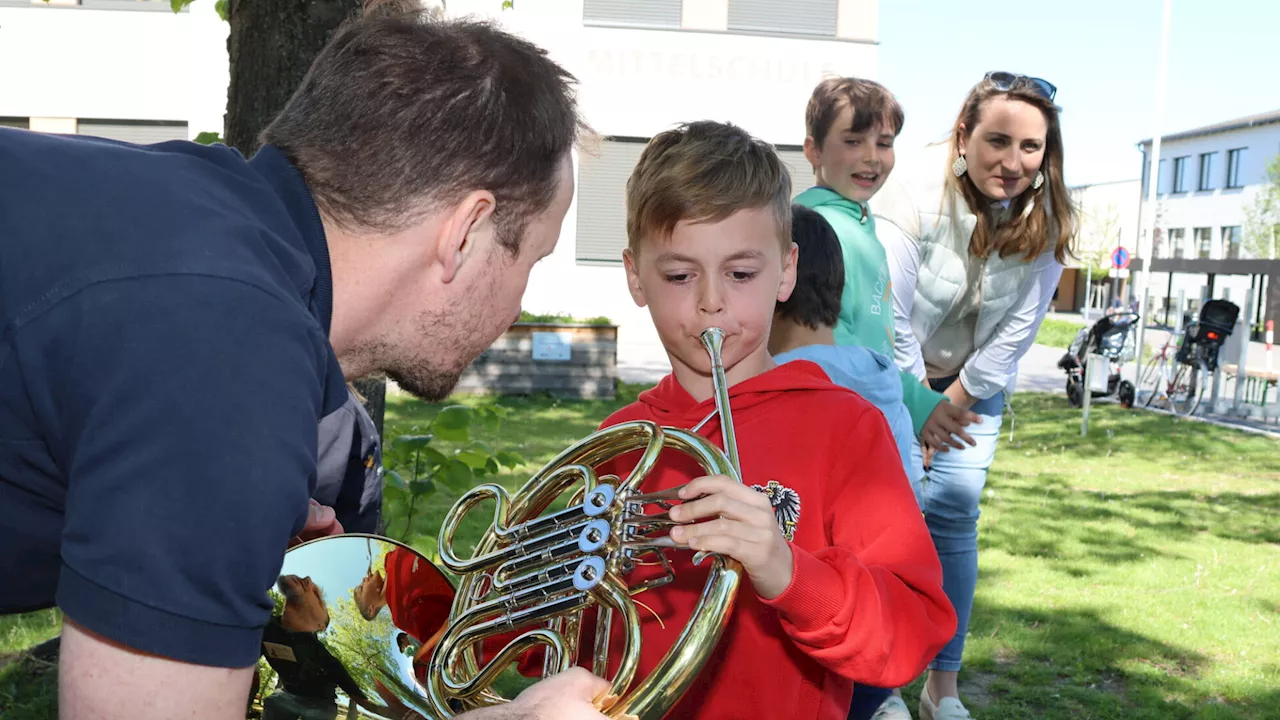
798, 75, 977, 720
798, 77, 974, 453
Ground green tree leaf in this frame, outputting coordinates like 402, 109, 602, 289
432, 406, 472, 442
408, 479, 435, 496
385, 470, 407, 490
394, 434, 435, 448
496, 451, 525, 469
1243, 154, 1280, 259
419, 446, 449, 470
442, 459, 474, 490
456, 449, 492, 471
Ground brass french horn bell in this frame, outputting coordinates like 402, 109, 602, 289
271, 327, 743, 720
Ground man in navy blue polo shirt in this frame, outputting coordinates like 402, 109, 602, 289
0, 6, 608, 720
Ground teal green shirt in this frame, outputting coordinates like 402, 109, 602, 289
795, 186, 946, 434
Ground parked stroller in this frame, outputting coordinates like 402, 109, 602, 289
1059, 310, 1140, 408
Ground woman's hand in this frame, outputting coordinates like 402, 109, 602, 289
941, 377, 979, 411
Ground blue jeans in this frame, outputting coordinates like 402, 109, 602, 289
911, 377, 1004, 672
847, 380, 1002, 712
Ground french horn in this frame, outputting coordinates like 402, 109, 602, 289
265, 327, 743, 720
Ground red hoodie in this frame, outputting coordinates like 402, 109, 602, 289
513, 361, 955, 719
383, 548, 453, 682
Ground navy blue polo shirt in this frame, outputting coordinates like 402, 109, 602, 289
0, 127, 348, 668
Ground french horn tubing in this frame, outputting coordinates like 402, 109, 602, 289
427, 326, 744, 719
271, 327, 743, 720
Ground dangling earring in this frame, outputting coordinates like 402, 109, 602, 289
952, 154, 968, 177
1033, 171, 1044, 190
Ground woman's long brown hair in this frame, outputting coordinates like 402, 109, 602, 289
943, 79, 1078, 265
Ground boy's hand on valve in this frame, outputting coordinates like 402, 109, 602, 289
668, 475, 793, 600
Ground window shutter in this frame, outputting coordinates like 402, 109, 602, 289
576, 139, 649, 266
777, 148, 814, 198
727, 0, 837, 37
78, 120, 188, 144
583, 0, 682, 28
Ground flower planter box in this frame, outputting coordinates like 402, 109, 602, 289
454, 322, 618, 400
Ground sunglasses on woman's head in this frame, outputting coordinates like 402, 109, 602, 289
984, 71, 1056, 102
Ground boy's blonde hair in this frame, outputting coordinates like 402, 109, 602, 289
625, 121, 792, 254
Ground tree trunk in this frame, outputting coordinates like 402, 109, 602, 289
224, 0, 388, 440
224, 0, 363, 154
352, 376, 387, 440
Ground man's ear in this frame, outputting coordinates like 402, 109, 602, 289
777, 241, 798, 303
622, 248, 647, 308
438, 190, 497, 284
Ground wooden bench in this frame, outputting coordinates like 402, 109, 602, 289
1220, 364, 1280, 407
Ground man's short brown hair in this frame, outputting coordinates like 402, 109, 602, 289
804, 77, 904, 148
625, 121, 792, 253
261, 5, 586, 254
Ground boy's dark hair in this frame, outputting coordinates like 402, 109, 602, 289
775, 204, 845, 330
805, 77, 904, 147
626, 121, 792, 253
261, 5, 587, 254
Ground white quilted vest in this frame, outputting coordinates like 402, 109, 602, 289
873, 155, 1042, 376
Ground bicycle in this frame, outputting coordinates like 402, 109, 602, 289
1138, 299, 1239, 417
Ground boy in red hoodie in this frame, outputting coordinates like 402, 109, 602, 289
583, 120, 957, 719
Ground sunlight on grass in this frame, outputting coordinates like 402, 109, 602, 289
4, 390, 1277, 719
942, 394, 1280, 719
1036, 318, 1087, 349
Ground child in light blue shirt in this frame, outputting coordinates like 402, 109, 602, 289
769, 205, 978, 488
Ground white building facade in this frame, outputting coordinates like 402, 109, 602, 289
0, 0, 880, 377
1059, 178, 1142, 314
0, 0, 229, 142
1135, 110, 1280, 327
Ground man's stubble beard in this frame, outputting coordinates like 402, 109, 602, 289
367, 306, 482, 404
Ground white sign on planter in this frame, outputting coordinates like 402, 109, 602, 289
532, 332, 573, 361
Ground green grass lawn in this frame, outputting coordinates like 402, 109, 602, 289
3, 389, 1278, 719
1036, 318, 1088, 349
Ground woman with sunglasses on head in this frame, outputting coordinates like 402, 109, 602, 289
869, 72, 1078, 720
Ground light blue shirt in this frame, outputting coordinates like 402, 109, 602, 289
774, 344, 920, 484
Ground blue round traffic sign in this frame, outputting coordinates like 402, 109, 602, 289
1111, 246, 1130, 269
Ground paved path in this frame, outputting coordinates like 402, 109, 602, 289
619, 340, 1074, 395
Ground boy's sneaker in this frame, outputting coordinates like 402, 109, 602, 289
919, 685, 973, 720
870, 695, 912, 720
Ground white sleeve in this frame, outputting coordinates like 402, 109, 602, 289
877, 217, 927, 382
958, 249, 1064, 400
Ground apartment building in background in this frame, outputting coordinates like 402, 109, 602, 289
0, 0, 227, 142
1134, 109, 1280, 332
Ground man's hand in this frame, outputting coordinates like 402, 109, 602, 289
477, 668, 611, 720
289, 499, 343, 547
667, 475, 794, 600
920, 402, 979, 454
